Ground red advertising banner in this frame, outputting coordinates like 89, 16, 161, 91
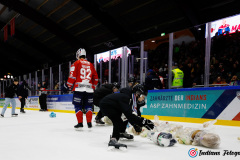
10, 18, 15, 36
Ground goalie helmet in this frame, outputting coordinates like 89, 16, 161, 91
76, 48, 86, 59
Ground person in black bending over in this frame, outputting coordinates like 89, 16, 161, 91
99, 84, 154, 149
18, 80, 31, 113
38, 81, 48, 111
93, 82, 121, 125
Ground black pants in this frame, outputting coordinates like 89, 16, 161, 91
137, 106, 141, 117
96, 109, 103, 120
39, 94, 47, 110
105, 112, 127, 140
20, 97, 26, 110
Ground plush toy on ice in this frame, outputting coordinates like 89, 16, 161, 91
127, 117, 177, 147
176, 127, 220, 148
128, 125, 177, 147
128, 115, 182, 138
174, 119, 220, 148
49, 112, 56, 118
202, 119, 217, 129
128, 125, 149, 136
153, 115, 183, 135
149, 131, 177, 147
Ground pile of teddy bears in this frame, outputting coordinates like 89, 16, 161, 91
127, 115, 221, 148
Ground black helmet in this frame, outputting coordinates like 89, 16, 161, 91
132, 84, 145, 95
112, 82, 121, 89
128, 77, 136, 83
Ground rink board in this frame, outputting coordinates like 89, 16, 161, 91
0, 94, 98, 114
0, 95, 74, 113
145, 86, 240, 126
1, 87, 240, 126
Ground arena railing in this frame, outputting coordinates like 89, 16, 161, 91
192, 84, 230, 88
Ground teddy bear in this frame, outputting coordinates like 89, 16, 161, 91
176, 127, 220, 148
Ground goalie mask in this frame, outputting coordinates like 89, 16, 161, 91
76, 48, 86, 59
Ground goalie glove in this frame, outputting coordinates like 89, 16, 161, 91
141, 117, 154, 130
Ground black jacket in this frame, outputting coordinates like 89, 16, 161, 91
120, 87, 145, 116
119, 87, 132, 98
145, 72, 162, 90
99, 93, 142, 126
93, 84, 114, 106
61, 82, 68, 94
5, 84, 18, 98
18, 82, 29, 98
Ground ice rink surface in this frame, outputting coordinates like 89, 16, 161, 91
1, 109, 240, 160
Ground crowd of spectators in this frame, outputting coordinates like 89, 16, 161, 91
147, 30, 240, 88
95, 30, 240, 89
15, 29, 240, 95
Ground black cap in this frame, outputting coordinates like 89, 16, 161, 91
112, 82, 121, 89
13, 78, 19, 82
132, 84, 146, 95
128, 77, 136, 83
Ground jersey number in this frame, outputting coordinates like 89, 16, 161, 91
80, 68, 91, 79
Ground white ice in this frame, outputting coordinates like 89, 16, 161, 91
1, 109, 240, 160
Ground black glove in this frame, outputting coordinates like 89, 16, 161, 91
133, 125, 142, 132
141, 118, 154, 130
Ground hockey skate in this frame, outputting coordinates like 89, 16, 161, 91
11, 114, 18, 117
108, 137, 127, 151
87, 122, 92, 128
95, 115, 105, 125
74, 123, 83, 131
96, 119, 105, 125
0, 114, 4, 118
20, 109, 26, 113
120, 132, 134, 140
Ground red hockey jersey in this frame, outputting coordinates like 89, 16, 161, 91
67, 59, 98, 93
